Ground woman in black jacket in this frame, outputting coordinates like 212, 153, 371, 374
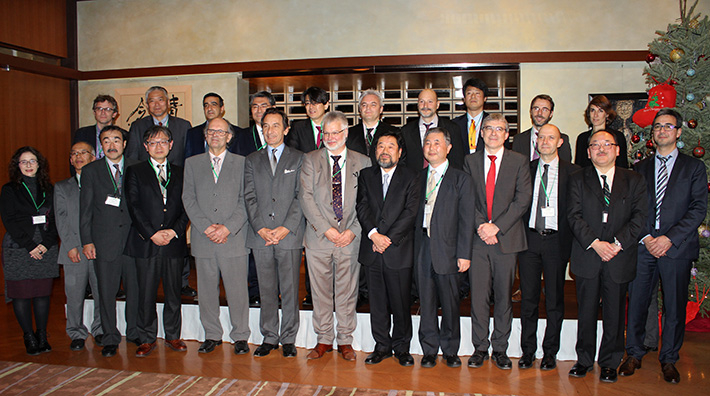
574, 95, 629, 168
0, 146, 59, 355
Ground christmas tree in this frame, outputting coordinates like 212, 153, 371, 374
630, 0, 710, 316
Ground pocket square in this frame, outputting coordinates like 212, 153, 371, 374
284, 169, 295, 174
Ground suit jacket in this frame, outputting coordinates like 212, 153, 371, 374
286, 119, 322, 153
0, 181, 58, 252
182, 152, 249, 258
524, 158, 580, 261
54, 176, 86, 264
346, 121, 402, 165
511, 128, 573, 163
79, 157, 138, 261
244, 145, 305, 250
184, 121, 241, 160
567, 166, 647, 283
464, 148, 532, 254
299, 148, 371, 249
401, 117, 465, 171
73, 125, 100, 155
635, 152, 707, 260
575, 128, 629, 169
126, 115, 192, 166
232, 124, 265, 157
123, 161, 188, 258
452, 111, 489, 154
413, 165, 474, 274
356, 165, 421, 269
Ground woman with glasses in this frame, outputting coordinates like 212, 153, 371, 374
0, 146, 59, 355
574, 95, 629, 168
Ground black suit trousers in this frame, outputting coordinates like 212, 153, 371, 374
627, 248, 691, 364
135, 256, 183, 343
366, 258, 412, 354
518, 231, 566, 356
94, 254, 138, 345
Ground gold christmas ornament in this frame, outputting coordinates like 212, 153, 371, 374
689, 19, 700, 29
670, 48, 685, 62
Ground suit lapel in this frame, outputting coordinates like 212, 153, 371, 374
372, 168, 385, 206
584, 166, 605, 206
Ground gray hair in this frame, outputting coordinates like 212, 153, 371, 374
481, 113, 509, 133
203, 118, 235, 137
424, 126, 451, 145
145, 86, 169, 103
358, 89, 383, 107
322, 110, 348, 130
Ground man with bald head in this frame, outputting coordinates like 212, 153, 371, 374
401, 89, 464, 171
517, 124, 579, 371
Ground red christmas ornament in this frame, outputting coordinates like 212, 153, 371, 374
646, 53, 657, 63
707, 182, 710, 193
693, 145, 705, 157
646, 140, 655, 149
635, 151, 644, 160
631, 134, 641, 143
633, 83, 677, 128
688, 119, 698, 128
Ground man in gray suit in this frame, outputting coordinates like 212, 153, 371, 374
464, 113, 532, 370
300, 111, 371, 361
55, 142, 102, 351
182, 117, 251, 355
126, 86, 192, 166
245, 108, 305, 358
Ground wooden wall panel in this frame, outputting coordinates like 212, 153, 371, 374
0, 0, 68, 58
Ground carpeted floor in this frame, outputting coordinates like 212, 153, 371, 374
0, 361, 504, 396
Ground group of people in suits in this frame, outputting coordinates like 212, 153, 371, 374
2, 80, 704, 387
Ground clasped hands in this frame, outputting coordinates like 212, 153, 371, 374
591, 239, 622, 262
477, 223, 499, 245
257, 226, 290, 246
324, 227, 356, 248
151, 229, 177, 246
29, 244, 47, 260
204, 224, 230, 244
643, 235, 672, 258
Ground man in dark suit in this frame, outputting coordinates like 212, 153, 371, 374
464, 113, 532, 370
347, 89, 400, 164
286, 86, 330, 154
402, 89, 465, 171
244, 108, 305, 358
55, 142, 102, 351
517, 124, 579, 371
511, 95, 572, 162
124, 125, 189, 357
80, 125, 140, 357
567, 130, 646, 383
73, 94, 119, 159
415, 127, 474, 369
452, 78, 489, 155
356, 130, 420, 367
233, 91, 275, 156
619, 109, 707, 384
126, 86, 192, 166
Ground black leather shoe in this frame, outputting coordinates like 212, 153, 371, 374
302, 294, 313, 307
94, 334, 104, 347
394, 351, 414, 367
23, 332, 40, 356
253, 343, 277, 357
518, 353, 534, 369
70, 339, 85, 351
619, 356, 642, 376
234, 340, 249, 355
282, 343, 297, 357
569, 362, 593, 377
198, 339, 222, 353
540, 354, 557, 370
643, 344, 658, 352
249, 296, 260, 308
444, 354, 461, 368
365, 350, 392, 364
35, 330, 51, 353
181, 286, 197, 297
127, 337, 141, 347
421, 354, 437, 368
599, 367, 617, 383
491, 351, 512, 370
661, 362, 680, 384
468, 350, 489, 368
101, 344, 118, 357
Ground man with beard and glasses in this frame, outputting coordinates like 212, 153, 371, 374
511, 95, 572, 163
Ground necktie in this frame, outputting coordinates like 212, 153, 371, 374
331, 155, 343, 222
366, 127, 375, 151
158, 121, 163, 126
212, 156, 221, 182
424, 169, 438, 236
486, 155, 497, 220
316, 125, 322, 148
382, 173, 390, 199
532, 132, 540, 161
601, 174, 610, 208
270, 148, 278, 175
468, 119, 477, 152
535, 164, 549, 233
113, 164, 122, 192
655, 155, 671, 228
157, 164, 167, 203
423, 122, 433, 168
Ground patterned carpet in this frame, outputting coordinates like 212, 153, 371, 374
0, 361, 502, 396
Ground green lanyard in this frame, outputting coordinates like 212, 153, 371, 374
365, 122, 379, 146
332, 157, 346, 178
21, 182, 45, 213
253, 125, 267, 151
536, 160, 557, 206
425, 163, 448, 202
104, 160, 120, 195
149, 160, 171, 188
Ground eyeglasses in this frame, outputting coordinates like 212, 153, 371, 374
531, 106, 551, 114
652, 123, 679, 131
483, 126, 506, 133
589, 142, 618, 150
251, 103, 271, 110
205, 129, 229, 137
93, 107, 115, 113
19, 159, 38, 166
304, 101, 323, 107
322, 128, 346, 138
146, 140, 170, 148
70, 150, 92, 157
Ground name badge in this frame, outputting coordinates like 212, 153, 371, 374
32, 215, 46, 225
105, 195, 121, 207
602, 211, 609, 224
541, 206, 555, 218
424, 204, 433, 217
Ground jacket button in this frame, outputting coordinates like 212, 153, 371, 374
214, 208, 218, 212
272, 198, 276, 202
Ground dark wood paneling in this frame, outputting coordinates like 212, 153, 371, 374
0, 0, 68, 58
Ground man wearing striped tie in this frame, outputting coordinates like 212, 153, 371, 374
620, 108, 708, 384
567, 130, 647, 383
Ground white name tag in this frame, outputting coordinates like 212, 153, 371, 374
602, 211, 609, 224
105, 195, 121, 207
32, 215, 46, 225
424, 204, 433, 217
541, 206, 555, 218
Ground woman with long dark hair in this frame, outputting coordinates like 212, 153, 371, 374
574, 95, 629, 168
0, 146, 59, 355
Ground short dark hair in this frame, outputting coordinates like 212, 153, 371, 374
424, 126, 451, 145
143, 125, 173, 143
203, 92, 224, 107
92, 94, 118, 112
653, 108, 683, 127
8, 146, 52, 191
374, 129, 404, 151
588, 129, 618, 145
100, 125, 128, 141
302, 86, 329, 105
261, 107, 288, 128
462, 78, 488, 97
584, 95, 617, 127
530, 94, 555, 112
250, 91, 275, 106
